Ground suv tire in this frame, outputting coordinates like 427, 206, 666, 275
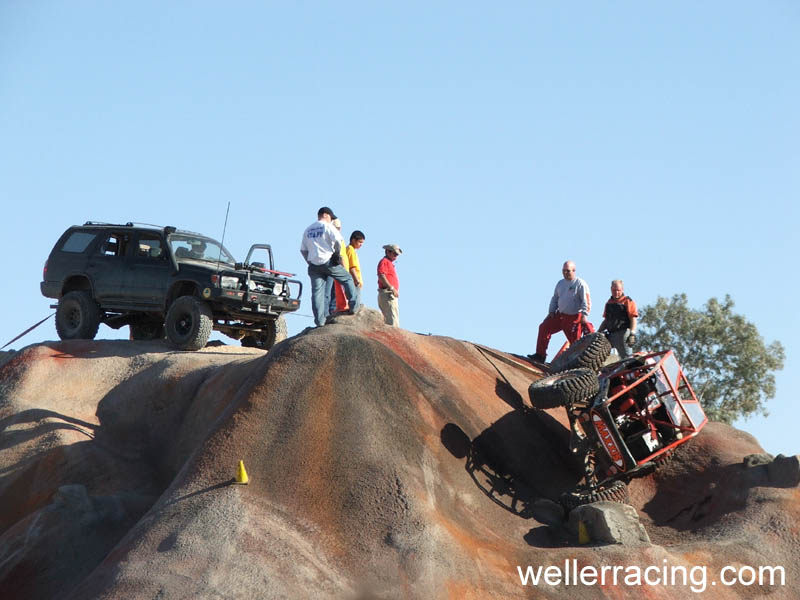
528, 368, 599, 409
165, 296, 213, 350
559, 480, 630, 510
55, 291, 101, 340
241, 316, 287, 350
549, 332, 612, 373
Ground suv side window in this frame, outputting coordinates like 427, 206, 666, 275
98, 234, 127, 257
135, 234, 166, 260
61, 231, 97, 253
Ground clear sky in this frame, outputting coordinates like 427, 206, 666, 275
2, 2, 797, 454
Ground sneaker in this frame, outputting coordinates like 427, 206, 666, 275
527, 353, 546, 363
348, 305, 362, 315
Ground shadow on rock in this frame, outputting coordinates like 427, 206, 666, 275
441, 406, 583, 546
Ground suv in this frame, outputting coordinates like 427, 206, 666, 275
41, 222, 302, 350
528, 337, 708, 508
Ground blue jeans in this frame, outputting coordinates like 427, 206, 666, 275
325, 276, 336, 316
308, 262, 361, 326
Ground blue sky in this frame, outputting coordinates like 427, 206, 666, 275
1, 2, 797, 454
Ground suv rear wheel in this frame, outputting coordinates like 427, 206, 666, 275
55, 291, 101, 340
165, 296, 213, 350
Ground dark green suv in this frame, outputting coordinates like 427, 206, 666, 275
41, 222, 302, 350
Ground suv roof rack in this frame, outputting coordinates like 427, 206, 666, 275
83, 221, 135, 227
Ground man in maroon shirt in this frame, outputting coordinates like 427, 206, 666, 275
377, 244, 402, 326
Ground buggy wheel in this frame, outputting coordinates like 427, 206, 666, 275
559, 480, 630, 511
629, 449, 676, 479
528, 368, 599, 409
129, 321, 164, 341
165, 296, 212, 351
550, 332, 611, 373
55, 291, 101, 340
241, 316, 288, 350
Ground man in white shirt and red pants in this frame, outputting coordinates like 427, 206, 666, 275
529, 260, 592, 363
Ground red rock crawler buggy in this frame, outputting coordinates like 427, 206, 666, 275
529, 348, 708, 509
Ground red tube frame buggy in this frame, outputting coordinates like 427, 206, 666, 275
569, 350, 708, 491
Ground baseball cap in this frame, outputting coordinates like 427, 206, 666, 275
318, 206, 337, 219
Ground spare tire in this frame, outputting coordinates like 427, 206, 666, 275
559, 480, 630, 511
528, 368, 599, 409
549, 332, 611, 373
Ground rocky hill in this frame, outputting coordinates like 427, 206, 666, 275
1, 309, 797, 599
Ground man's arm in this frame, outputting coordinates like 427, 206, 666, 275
548, 284, 559, 315
577, 280, 590, 320
350, 266, 362, 287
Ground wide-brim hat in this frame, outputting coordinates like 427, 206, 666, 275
383, 244, 402, 255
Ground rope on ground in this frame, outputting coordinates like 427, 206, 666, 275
471, 343, 545, 377
2, 313, 55, 350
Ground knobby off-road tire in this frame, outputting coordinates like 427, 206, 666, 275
550, 332, 612, 373
559, 480, 630, 511
165, 296, 213, 351
626, 449, 676, 480
129, 321, 165, 341
241, 316, 288, 350
55, 291, 101, 340
528, 368, 599, 409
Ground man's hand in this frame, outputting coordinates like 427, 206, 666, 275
580, 314, 587, 324
626, 333, 636, 346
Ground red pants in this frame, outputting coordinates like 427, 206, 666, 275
536, 312, 591, 357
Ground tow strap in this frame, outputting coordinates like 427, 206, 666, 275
1, 313, 55, 350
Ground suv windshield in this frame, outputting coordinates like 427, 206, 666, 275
169, 234, 236, 264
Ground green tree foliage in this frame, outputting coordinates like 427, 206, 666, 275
637, 294, 785, 424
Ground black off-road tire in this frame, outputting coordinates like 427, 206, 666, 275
528, 368, 599, 409
55, 291, 101, 340
129, 321, 165, 341
626, 449, 675, 480
559, 480, 630, 511
165, 296, 213, 351
550, 332, 612, 373
241, 316, 288, 350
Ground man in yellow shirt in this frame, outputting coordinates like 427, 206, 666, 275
346, 230, 365, 305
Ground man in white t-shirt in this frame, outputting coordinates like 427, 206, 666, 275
300, 207, 360, 326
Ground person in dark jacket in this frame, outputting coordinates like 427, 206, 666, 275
598, 279, 638, 358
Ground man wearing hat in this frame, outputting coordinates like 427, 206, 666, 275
300, 207, 361, 326
377, 244, 402, 327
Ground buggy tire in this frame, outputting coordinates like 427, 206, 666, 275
528, 368, 599, 409
550, 332, 612, 373
55, 291, 101, 340
165, 296, 213, 351
241, 316, 288, 350
130, 321, 165, 341
559, 480, 630, 511
628, 449, 676, 479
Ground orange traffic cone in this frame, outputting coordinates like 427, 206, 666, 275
234, 460, 249, 485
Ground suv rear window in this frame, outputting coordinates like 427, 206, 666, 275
61, 231, 97, 253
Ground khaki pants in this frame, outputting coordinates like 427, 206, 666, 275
378, 289, 400, 327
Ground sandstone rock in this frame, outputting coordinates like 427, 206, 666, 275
568, 501, 650, 547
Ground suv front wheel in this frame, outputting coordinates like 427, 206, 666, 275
55, 291, 101, 340
165, 296, 213, 350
